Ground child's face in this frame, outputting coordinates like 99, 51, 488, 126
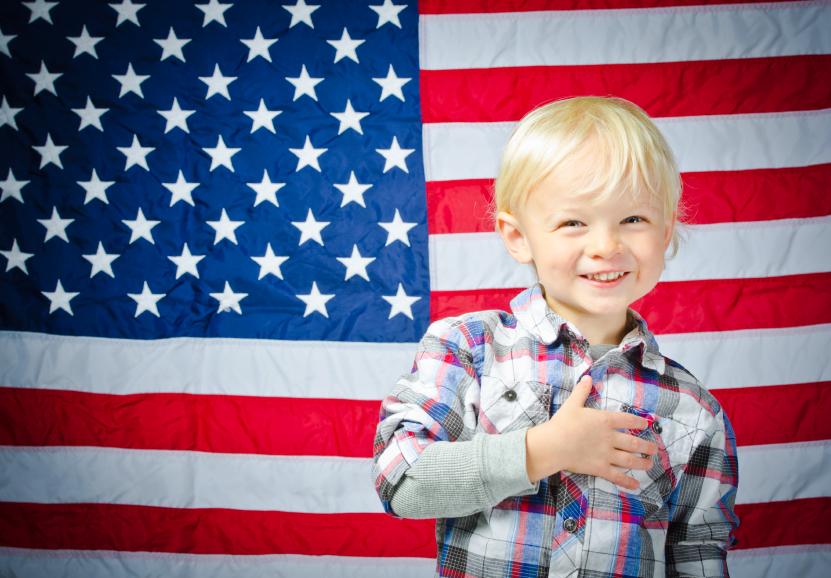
498, 155, 674, 329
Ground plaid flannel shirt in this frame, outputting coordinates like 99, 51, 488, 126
372, 284, 739, 578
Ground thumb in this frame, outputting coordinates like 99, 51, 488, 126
565, 375, 593, 407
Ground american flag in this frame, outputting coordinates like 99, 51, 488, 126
0, 0, 828, 576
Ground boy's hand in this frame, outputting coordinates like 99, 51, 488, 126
526, 375, 659, 489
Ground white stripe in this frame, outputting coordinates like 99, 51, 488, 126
656, 324, 831, 391
0, 548, 434, 578
422, 109, 831, 181
420, 1, 831, 70
429, 217, 831, 290
1, 441, 827, 514
728, 545, 831, 578
0, 446, 381, 514
0, 331, 417, 400
736, 441, 831, 505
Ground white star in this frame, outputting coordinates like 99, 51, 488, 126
0, 97, 23, 131
26, 61, 62, 96
334, 171, 371, 208
370, 0, 406, 28
377, 136, 414, 173
284, 0, 319, 28
382, 283, 421, 320
67, 25, 103, 58
77, 169, 114, 204
1, 169, 29, 203
42, 280, 79, 316
196, 0, 232, 27
379, 209, 416, 246
210, 281, 247, 314
291, 208, 329, 246
110, 0, 144, 26
162, 170, 199, 206
241, 26, 277, 62
33, 133, 67, 169
82, 241, 119, 278
199, 64, 236, 100
247, 170, 284, 207
297, 281, 333, 318
244, 98, 281, 134
23, 0, 58, 24
1, 240, 34, 274
327, 28, 364, 64
128, 281, 165, 317
113, 63, 149, 98
203, 135, 240, 172
71, 96, 108, 131
158, 97, 195, 134
289, 135, 327, 172
252, 243, 289, 280
123, 208, 159, 244
37, 207, 73, 242
373, 64, 410, 102
337, 245, 375, 281
331, 100, 368, 135
168, 244, 205, 279
286, 65, 323, 101
206, 208, 243, 245
117, 134, 154, 171
154, 27, 190, 62
0, 28, 16, 58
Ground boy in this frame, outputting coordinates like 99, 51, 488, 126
372, 97, 739, 577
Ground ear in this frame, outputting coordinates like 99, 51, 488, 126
663, 210, 677, 250
497, 211, 534, 264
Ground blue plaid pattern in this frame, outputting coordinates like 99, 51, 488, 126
373, 284, 739, 577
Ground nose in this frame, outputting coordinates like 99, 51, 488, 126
587, 225, 623, 259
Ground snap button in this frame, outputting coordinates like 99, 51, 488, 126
652, 421, 662, 434
563, 517, 577, 533
503, 389, 517, 402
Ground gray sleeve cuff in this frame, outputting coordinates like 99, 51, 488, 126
389, 429, 540, 519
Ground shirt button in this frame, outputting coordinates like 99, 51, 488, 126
653, 421, 663, 434
563, 517, 577, 533
503, 390, 517, 402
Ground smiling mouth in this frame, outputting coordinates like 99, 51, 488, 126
580, 272, 629, 282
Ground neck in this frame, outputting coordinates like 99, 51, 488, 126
543, 296, 632, 346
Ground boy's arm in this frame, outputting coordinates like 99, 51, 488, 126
665, 408, 740, 577
389, 429, 538, 519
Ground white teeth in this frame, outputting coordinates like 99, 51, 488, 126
586, 272, 624, 281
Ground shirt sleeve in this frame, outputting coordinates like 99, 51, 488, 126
665, 407, 740, 577
371, 316, 538, 517
389, 429, 539, 519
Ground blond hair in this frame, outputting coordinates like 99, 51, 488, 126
493, 96, 687, 259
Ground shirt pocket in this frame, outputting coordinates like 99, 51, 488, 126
476, 376, 551, 434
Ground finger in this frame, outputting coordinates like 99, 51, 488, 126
599, 466, 640, 490
613, 432, 659, 457
609, 449, 655, 472
565, 375, 593, 407
604, 411, 650, 431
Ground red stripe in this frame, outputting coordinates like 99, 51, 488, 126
1, 497, 827, 556
426, 164, 831, 235
420, 0, 796, 15
0, 388, 378, 458
430, 273, 831, 334
712, 382, 831, 447
2, 376, 826, 459
0, 502, 437, 558
421, 57, 831, 123
734, 497, 831, 550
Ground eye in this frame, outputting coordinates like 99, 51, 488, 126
562, 220, 583, 227
623, 216, 646, 224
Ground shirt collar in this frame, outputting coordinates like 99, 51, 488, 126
509, 283, 661, 364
